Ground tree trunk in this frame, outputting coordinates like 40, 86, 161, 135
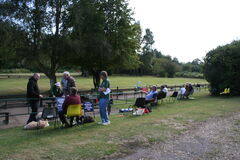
92, 71, 101, 89
49, 74, 57, 88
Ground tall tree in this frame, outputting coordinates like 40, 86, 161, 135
0, 20, 27, 69
70, 0, 141, 88
140, 28, 155, 74
0, 0, 74, 86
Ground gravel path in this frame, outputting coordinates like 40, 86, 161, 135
120, 112, 240, 160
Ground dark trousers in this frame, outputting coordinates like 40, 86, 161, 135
58, 111, 81, 126
27, 100, 39, 124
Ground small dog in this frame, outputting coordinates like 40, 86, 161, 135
24, 120, 49, 130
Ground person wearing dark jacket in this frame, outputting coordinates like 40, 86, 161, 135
61, 71, 76, 96
26, 73, 42, 124
49, 82, 63, 97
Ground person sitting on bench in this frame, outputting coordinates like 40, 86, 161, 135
144, 86, 158, 104
58, 87, 81, 127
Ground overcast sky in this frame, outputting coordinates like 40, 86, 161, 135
129, 0, 240, 62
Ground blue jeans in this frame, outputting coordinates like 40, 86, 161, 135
99, 98, 109, 123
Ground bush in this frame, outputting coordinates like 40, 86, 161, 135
175, 72, 204, 79
204, 40, 240, 96
0, 68, 31, 73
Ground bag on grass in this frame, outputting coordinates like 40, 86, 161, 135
83, 116, 95, 123
144, 108, 149, 114
119, 108, 133, 113
133, 108, 144, 116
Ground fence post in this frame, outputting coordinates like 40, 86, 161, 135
117, 86, 119, 100
40, 99, 43, 107
126, 93, 128, 104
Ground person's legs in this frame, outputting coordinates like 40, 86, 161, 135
100, 98, 109, 123
70, 117, 74, 126
99, 98, 109, 123
99, 99, 105, 123
58, 111, 69, 126
27, 100, 38, 124
75, 116, 82, 125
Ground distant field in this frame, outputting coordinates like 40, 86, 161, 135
0, 76, 207, 96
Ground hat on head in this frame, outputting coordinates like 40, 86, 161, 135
63, 71, 70, 76
55, 82, 61, 87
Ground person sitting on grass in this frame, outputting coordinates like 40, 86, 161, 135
144, 85, 158, 104
58, 87, 81, 127
50, 82, 63, 97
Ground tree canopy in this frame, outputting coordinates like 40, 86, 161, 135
0, 0, 75, 86
70, 0, 141, 87
204, 40, 240, 95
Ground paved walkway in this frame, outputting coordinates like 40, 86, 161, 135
120, 112, 240, 160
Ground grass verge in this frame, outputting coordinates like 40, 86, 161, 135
1, 91, 239, 160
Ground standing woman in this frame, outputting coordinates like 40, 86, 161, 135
98, 71, 111, 125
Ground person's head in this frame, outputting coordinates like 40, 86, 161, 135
152, 85, 157, 91
63, 71, 70, 79
33, 73, 41, 80
160, 85, 164, 90
100, 71, 108, 80
55, 82, 61, 88
70, 87, 78, 95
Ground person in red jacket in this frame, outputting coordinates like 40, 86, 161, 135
59, 87, 81, 127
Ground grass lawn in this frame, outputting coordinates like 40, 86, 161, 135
0, 91, 240, 160
0, 76, 207, 96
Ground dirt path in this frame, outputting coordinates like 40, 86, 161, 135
120, 112, 240, 160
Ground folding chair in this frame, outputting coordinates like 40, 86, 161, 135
169, 91, 178, 103
66, 104, 84, 126
41, 102, 58, 128
157, 92, 167, 104
220, 88, 230, 96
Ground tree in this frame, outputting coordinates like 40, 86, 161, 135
204, 40, 240, 95
70, 0, 141, 88
0, 0, 74, 87
152, 58, 178, 78
140, 28, 155, 74
0, 20, 26, 69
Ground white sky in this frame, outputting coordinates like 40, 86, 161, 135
129, 0, 240, 62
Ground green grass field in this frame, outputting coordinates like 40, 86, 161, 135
0, 76, 207, 96
0, 91, 240, 160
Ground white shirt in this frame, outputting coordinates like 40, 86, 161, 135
163, 87, 168, 93
179, 87, 186, 95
